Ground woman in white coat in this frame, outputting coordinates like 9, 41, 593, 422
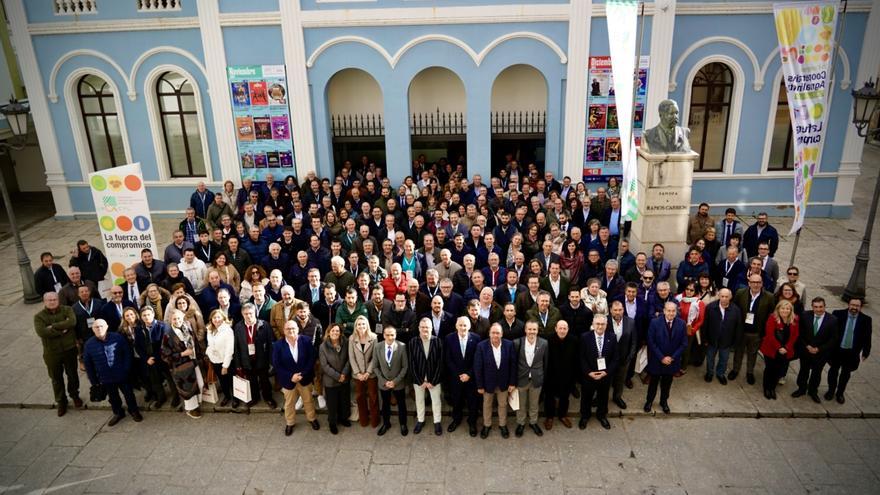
205, 309, 235, 406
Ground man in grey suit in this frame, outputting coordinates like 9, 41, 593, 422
514, 320, 548, 437
756, 242, 779, 291
374, 326, 409, 436
608, 301, 638, 410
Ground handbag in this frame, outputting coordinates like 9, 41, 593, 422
635, 345, 648, 374
507, 388, 520, 411
233, 374, 252, 403
201, 382, 219, 404
205, 362, 217, 385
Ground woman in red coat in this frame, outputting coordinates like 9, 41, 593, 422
760, 300, 799, 399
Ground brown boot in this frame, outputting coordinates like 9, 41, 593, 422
543, 418, 553, 430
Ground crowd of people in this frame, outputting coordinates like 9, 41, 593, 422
32, 159, 872, 438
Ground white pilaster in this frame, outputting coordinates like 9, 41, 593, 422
280, 0, 317, 180
561, 0, 592, 181
196, 0, 240, 185
834, 0, 880, 211
644, 0, 676, 128
6, 0, 73, 217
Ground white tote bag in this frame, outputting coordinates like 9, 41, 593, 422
507, 388, 520, 411
232, 375, 252, 403
635, 345, 649, 374
201, 383, 218, 404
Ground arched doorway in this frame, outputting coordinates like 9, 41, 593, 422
408, 67, 467, 174
490, 64, 547, 174
326, 68, 385, 174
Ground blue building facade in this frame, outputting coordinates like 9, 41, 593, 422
8, 0, 879, 218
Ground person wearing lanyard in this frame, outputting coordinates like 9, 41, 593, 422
716, 246, 746, 292
72, 285, 104, 364
232, 304, 276, 410
731, 274, 774, 385
579, 315, 618, 429
35, 252, 70, 296
825, 298, 872, 404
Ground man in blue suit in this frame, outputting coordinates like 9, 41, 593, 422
444, 316, 481, 436
474, 323, 517, 439
271, 319, 320, 436
579, 314, 618, 430
644, 302, 688, 414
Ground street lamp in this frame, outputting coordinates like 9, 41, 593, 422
0, 98, 41, 304
843, 80, 880, 302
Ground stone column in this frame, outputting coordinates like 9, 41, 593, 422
629, 148, 698, 272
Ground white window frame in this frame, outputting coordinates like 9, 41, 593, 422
144, 64, 213, 183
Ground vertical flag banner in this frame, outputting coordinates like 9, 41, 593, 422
606, 0, 641, 220
773, 1, 839, 233
88, 163, 157, 286
227, 65, 296, 183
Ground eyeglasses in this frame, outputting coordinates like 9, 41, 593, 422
642, 277, 654, 281
787, 272, 798, 276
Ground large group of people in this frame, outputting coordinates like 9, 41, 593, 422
32, 159, 872, 437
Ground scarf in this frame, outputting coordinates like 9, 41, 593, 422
677, 295, 701, 325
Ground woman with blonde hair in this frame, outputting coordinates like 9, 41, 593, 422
162, 308, 206, 419
205, 309, 235, 406
320, 323, 352, 434
760, 300, 800, 400
211, 252, 241, 294
348, 315, 380, 428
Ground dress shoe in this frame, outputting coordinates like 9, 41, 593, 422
598, 417, 611, 430
400, 425, 408, 436
480, 426, 490, 439
219, 397, 230, 407
613, 397, 627, 410
625, 378, 634, 389
824, 391, 835, 401
660, 403, 670, 414
704, 373, 713, 383
791, 389, 806, 398
515, 425, 525, 437
578, 418, 588, 430
640, 374, 651, 385
727, 370, 738, 381
718, 376, 728, 385
763, 389, 771, 400
266, 400, 278, 409
810, 393, 822, 404
73, 397, 84, 409
434, 423, 442, 436
310, 420, 320, 430
339, 419, 352, 427
377, 424, 390, 436
673, 370, 685, 378
329, 424, 338, 435
170, 396, 181, 409
414, 421, 424, 434
746, 374, 755, 385
131, 411, 143, 422
57, 402, 67, 417
571, 387, 581, 399
447, 420, 460, 433
643, 402, 652, 413
499, 426, 510, 438
186, 408, 202, 419
559, 417, 573, 428
469, 424, 478, 437
544, 418, 553, 430
232, 399, 241, 409
107, 414, 124, 427
285, 425, 294, 436
770, 389, 777, 400
530, 424, 543, 436
836, 395, 845, 404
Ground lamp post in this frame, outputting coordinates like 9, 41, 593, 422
843, 80, 880, 302
0, 98, 40, 304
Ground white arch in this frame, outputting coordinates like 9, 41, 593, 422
307, 32, 568, 69
143, 65, 213, 182
681, 55, 745, 176
757, 45, 851, 91
63, 68, 134, 181
48, 49, 129, 103
669, 36, 760, 91
129, 46, 209, 101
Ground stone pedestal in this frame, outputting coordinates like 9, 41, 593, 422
629, 148, 699, 269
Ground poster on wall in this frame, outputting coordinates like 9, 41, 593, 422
88, 163, 157, 287
583, 56, 649, 182
227, 65, 295, 183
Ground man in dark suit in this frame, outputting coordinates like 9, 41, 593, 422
34, 252, 70, 296
644, 302, 688, 414
539, 261, 570, 306
408, 318, 444, 435
580, 314, 617, 429
793, 297, 838, 403
572, 197, 599, 230
513, 321, 548, 437
825, 298, 872, 404
426, 295, 455, 338
742, 212, 779, 258
271, 320, 320, 436
534, 241, 561, 276
495, 270, 526, 307
608, 301, 637, 410
731, 274, 775, 385
444, 316, 481, 436
233, 303, 276, 410
474, 323, 517, 439
515, 275, 542, 320
648, 244, 672, 283
375, 326, 410, 436
600, 260, 626, 301
559, 287, 594, 337
119, 268, 143, 310
702, 288, 742, 385
99, 286, 136, 333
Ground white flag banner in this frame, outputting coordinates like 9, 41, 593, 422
606, 0, 640, 220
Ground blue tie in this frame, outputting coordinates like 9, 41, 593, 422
386, 345, 393, 364
311, 287, 318, 302
842, 316, 855, 349
510, 288, 516, 301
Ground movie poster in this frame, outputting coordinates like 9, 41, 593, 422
583, 56, 649, 182
227, 65, 295, 182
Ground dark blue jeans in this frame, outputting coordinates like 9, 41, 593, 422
106, 382, 139, 417
705, 346, 730, 378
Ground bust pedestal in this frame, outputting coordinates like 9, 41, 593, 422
629, 148, 699, 273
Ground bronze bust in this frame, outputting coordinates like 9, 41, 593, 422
642, 99, 692, 153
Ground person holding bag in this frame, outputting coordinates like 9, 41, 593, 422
161, 309, 206, 419
205, 309, 235, 406
760, 300, 799, 400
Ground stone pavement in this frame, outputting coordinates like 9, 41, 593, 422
0, 408, 878, 494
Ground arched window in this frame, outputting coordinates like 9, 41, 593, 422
156, 71, 206, 177
687, 62, 733, 172
77, 74, 126, 171
768, 79, 795, 171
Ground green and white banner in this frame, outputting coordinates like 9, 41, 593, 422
606, 0, 640, 220
773, 1, 839, 233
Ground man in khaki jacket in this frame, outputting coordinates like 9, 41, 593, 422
34, 292, 82, 416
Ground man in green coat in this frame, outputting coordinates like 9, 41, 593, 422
526, 291, 563, 339
34, 292, 82, 416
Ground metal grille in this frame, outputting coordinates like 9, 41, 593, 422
410, 108, 466, 136
331, 113, 385, 138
